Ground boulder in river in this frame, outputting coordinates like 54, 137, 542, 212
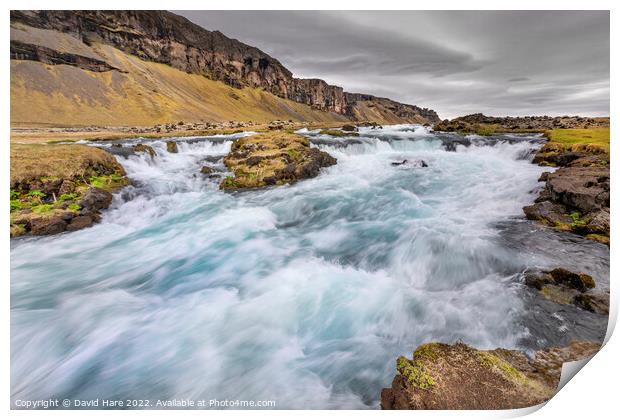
166, 141, 178, 153
133, 143, 157, 158
220, 132, 337, 189
522, 267, 607, 314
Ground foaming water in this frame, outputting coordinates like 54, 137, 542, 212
11, 126, 608, 408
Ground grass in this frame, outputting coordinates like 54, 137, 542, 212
11, 143, 125, 186
544, 127, 610, 153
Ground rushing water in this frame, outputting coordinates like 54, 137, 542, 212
11, 125, 609, 408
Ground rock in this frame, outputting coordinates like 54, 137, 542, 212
341, 124, 358, 132
133, 143, 157, 158
78, 187, 113, 212
573, 292, 610, 315
391, 160, 407, 166
546, 166, 609, 213
522, 267, 604, 313
220, 132, 336, 189
58, 179, 76, 195
66, 215, 94, 231
166, 141, 178, 153
548, 268, 595, 292
200, 166, 213, 175
381, 341, 599, 410
523, 201, 572, 226
29, 214, 67, 236
586, 209, 610, 234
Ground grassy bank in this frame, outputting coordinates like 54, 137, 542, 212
544, 127, 610, 152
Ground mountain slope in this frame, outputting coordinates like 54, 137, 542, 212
10, 10, 439, 126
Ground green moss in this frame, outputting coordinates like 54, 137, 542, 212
477, 352, 527, 383
585, 233, 610, 245
67, 203, 81, 212
31, 204, 54, 214
27, 190, 46, 201
10, 200, 23, 212
10, 190, 19, 200
58, 193, 78, 202
396, 356, 436, 390
221, 176, 240, 189
567, 212, 589, 230
89, 173, 128, 190
287, 149, 301, 161
413, 343, 441, 362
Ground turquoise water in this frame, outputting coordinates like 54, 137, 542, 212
10, 125, 608, 408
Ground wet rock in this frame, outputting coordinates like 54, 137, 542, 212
523, 201, 572, 226
381, 341, 599, 410
522, 267, 603, 313
133, 143, 157, 158
78, 187, 113, 212
341, 124, 358, 132
66, 215, 94, 231
29, 214, 67, 236
548, 267, 595, 292
391, 160, 408, 166
200, 166, 213, 175
166, 141, 178, 153
573, 292, 610, 315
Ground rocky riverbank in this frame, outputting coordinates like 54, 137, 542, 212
10, 144, 128, 237
381, 341, 599, 409
433, 114, 609, 135
523, 130, 610, 245
219, 132, 337, 189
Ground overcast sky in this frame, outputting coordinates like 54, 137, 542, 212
175, 11, 609, 119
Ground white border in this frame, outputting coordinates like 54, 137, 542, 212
3, 1, 617, 419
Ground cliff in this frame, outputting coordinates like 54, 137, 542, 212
10, 10, 439, 125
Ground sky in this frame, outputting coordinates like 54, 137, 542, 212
174, 10, 609, 119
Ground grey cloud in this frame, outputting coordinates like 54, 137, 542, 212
174, 10, 609, 119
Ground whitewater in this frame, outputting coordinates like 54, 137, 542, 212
10, 125, 609, 408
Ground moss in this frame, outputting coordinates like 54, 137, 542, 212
31, 204, 54, 214
58, 193, 78, 202
89, 173, 128, 191
67, 203, 81, 212
10, 200, 23, 212
397, 356, 436, 390
287, 148, 301, 161
585, 233, 610, 245
27, 190, 46, 201
220, 176, 240, 189
10, 224, 26, 237
477, 352, 527, 383
413, 343, 441, 362
10, 190, 19, 200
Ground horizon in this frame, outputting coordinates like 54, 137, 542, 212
175, 10, 610, 120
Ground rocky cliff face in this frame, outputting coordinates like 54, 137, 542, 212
10, 10, 438, 123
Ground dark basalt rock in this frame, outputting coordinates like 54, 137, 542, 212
522, 267, 607, 314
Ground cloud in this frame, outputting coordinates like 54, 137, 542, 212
174, 10, 609, 119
